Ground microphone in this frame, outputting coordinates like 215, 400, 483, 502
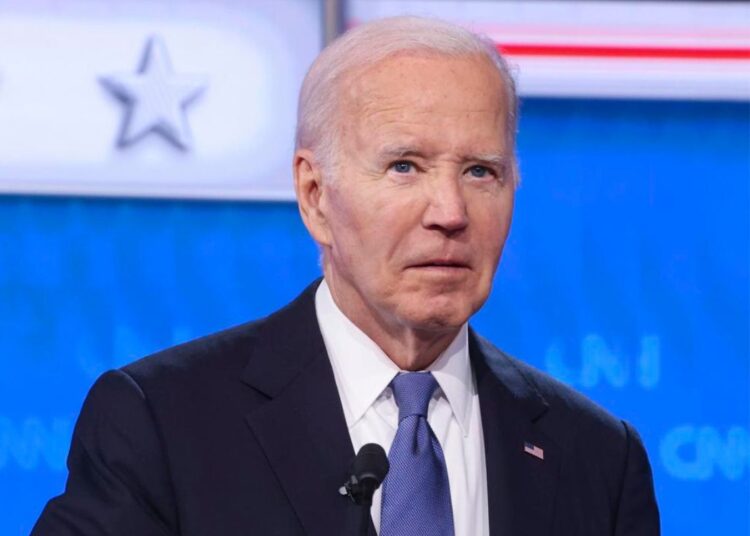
341, 443, 389, 536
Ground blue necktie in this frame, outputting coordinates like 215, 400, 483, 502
380, 372, 455, 536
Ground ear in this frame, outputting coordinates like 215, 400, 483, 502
293, 149, 332, 247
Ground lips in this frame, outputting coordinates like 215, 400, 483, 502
408, 259, 471, 269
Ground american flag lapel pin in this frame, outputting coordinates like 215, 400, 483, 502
524, 441, 544, 460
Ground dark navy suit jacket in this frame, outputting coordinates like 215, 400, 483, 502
32, 280, 659, 535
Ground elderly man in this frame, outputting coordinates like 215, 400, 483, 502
33, 17, 659, 536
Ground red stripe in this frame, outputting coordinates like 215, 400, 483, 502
496, 43, 750, 60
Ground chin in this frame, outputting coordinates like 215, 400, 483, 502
400, 300, 474, 333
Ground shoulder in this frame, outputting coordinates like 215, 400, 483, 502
472, 332, 660, 531
119, 279, 322, 393
121, 317, 263, 387
471, 331, 633, 448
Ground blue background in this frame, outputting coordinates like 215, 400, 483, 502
1, 97, 748, 534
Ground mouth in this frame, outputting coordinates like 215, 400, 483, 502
407, 260, 471, 271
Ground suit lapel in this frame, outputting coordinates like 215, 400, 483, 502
470, 331, 561, 536
241, 281, 361, 536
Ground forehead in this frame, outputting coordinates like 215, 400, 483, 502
340, 53, 508, 153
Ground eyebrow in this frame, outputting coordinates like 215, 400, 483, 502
470, 153, 509, 169
376, 145, 431, 161
377, 144, 509, 169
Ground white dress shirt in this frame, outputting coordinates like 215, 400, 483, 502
315, 280, 490, 536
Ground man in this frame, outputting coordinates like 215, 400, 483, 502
33, 17, 659, 536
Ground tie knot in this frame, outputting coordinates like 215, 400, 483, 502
390, 372, 438, 421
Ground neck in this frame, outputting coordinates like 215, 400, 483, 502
323, 274, 461, 371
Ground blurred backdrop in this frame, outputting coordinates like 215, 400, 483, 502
0, 0, 748, 534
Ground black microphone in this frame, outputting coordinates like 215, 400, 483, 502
341, 443, 389, 536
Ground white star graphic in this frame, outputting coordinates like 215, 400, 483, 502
101, 37, 207, 150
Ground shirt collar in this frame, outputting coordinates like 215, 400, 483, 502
315, 279, 475, 437
426, 321, 473, 437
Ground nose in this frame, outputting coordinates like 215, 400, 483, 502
421, 174, 469, 235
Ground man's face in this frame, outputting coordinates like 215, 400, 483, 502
316, 53, 514, 335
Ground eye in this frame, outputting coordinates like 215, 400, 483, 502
467, 165, 493, 179
390, 161, 415, 174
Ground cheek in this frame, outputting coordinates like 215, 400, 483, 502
326, 188, 390, 269
326, 187, 364, 236
348, 189, 418, 242
492, 188, 515, 231
474, 198, 513, 262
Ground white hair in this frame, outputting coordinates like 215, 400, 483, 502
295, 16, 519, 185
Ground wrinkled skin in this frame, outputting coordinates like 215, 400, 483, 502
295, 53, 515, 370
